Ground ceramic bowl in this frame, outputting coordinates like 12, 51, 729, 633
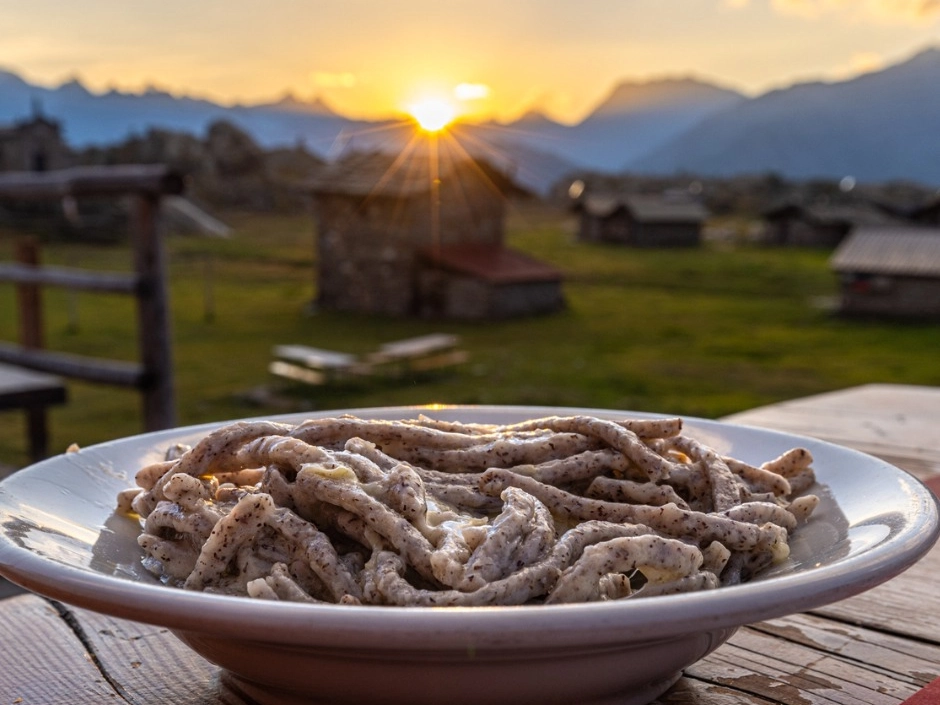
1, 406, 938, 705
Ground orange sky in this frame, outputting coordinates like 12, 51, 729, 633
1, 1, 938, 124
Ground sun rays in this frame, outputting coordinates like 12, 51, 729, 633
407, 96, 457, 133
316, 82, 547, 258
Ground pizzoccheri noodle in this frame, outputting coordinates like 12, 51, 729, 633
117, 414, 820, 606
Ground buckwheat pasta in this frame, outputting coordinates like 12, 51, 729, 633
120, 413, 818, 606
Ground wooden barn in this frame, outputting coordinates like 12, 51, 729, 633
309, 150, 563, 319
573, 193, 708, 247
762, 201, 899, 247
830, 226, 940, 318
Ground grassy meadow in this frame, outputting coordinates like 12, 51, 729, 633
1, 201, 938, 471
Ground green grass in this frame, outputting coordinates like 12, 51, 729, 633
1, 202, 938, 470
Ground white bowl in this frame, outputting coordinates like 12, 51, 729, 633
1, 406, 938, 705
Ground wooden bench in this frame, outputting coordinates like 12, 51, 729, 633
268, 345, 369, 386
365, 334, 469, 378
0, 362, 67, 463
269, 335, 468, 387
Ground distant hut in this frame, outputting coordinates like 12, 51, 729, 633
0, 110, 71, 173
573, 192, 708, 247
911, 194, 940, 227
830, 226, 940, 318
309, 150, 564, 319
762, 201, 899, 247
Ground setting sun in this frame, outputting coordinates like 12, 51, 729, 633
407, 96, 457, 132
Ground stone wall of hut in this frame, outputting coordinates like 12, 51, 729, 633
416, 270, 565, 320
314, 174, 508, 316
839, 274, 940, 318
315, 193, 420, 316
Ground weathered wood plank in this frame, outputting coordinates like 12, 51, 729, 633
755, 614, 940, 684
721, 384, 940, 478
655, 678, 778, 704
811, 539, 940, 641
65, 605, 254, 705
684, 620, 930, 705
0, 596, 118, 704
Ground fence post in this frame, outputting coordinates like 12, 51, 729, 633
13, 237, 54, 460
132, 192, 176, 430
14, 238, 43, 350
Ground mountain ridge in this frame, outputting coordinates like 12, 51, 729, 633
3, 45, 940, 190
631, 45, 940, 184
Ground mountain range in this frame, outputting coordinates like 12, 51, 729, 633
2, 45, 940, 194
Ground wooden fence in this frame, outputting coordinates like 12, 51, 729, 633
0, 165, 184, 431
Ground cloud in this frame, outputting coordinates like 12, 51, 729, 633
453, 83, 490, 101
722, 0, 940, 21
829, 50, 887, 78
847, 50, 887, 72
870, 0, 940, 20
770, 0, 940, 22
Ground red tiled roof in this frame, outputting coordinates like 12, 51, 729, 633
419, 244, 563, 285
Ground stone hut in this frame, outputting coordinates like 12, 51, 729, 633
830, 226, 940, 318
762, 201, 899, 247
309, 150, 563, 319
0, 113, 71, 173
573, 192, 708, 247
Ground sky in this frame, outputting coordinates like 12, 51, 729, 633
1, 0, 939, 124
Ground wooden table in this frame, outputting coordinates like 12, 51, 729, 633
0, 361, 66, 464
1, 383, 939, 704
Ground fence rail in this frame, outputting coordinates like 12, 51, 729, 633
0, 164, 184, 200
0, 164, 182, 431
0, 344, 146, 388
0, 263, 139, 293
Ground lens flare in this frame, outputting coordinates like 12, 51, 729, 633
407, 97, 456, 132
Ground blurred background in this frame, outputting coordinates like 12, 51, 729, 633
1, 0, 939, 472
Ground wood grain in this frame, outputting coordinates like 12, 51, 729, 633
683, 618, 934, 705
66, 605, 254, 705
0, 596, 117, 704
